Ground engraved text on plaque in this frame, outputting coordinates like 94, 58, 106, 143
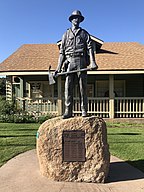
62, 130, 85, 162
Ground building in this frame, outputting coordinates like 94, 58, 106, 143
0, 37, 144, 118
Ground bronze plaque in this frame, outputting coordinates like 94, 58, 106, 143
62, 130, 85, 162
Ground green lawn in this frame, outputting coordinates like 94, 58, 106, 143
107, 122, 144, 172
0, 122, 144, 173
0, 123, 39, 167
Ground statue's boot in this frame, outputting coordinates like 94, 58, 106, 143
62, 108, 72, 119
82, 110, 87, 117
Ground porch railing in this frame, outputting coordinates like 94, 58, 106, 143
115, 97, 144, 118
73, 97, 109, 118
16, 97, 58, 116
16, 97, 144, 118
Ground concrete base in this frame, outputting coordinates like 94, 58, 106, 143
0, 150, 144, 192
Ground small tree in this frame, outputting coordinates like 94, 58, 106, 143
0, 96, 16, 122
0, 77, 6, 96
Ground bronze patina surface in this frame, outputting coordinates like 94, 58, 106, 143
62, 130, 85, 162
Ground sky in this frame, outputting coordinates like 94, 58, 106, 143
0, 0, 144, 63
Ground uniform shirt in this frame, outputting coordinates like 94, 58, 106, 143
59, 27, 93, 56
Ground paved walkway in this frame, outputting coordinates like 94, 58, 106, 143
0, 150, 144, 192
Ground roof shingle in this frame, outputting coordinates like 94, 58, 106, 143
97, 42, 144, 70
0, 42, 144, 72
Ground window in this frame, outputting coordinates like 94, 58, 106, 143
96, 80, 125, 97
29, 81, 55, 99
43, 82, 54, 98
30, 82, 42, 98
114, 80, 125, 97
87, 84, 94, 97
96, 81, 109, 97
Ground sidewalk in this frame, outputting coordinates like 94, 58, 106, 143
0, 150, 144, 192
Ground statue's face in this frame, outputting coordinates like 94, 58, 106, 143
71, 16, 80, 28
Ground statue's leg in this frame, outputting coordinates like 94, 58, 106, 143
63, 74, 75, 118
78, 72, 88, 117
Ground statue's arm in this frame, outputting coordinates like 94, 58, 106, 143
89, 48, 98, 69
54, 33, 66, 76
56, 53, 65, 72
86, 33, 98, 70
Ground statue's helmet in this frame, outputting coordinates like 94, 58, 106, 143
69, 10, 84, 22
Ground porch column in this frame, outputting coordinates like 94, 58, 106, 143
57, 76, 62, 115
6, 76, 12, 101
109, 74, 114, 118
19, 77, 24, 97
19, 77, 25, 110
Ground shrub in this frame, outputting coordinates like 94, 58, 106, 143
13, 113, 36, 123
0, 96, 16, 122
0, 114, 14, 123
0, 96, 16, 115
0, 96, 55, 123
37, 114, 54, 124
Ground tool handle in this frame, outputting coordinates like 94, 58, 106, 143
57, 67, 91, 76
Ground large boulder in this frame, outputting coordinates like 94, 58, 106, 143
36, 116, 110, 183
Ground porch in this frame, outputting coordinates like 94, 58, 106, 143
6, 72, 144, 119
16, 97, 144, 118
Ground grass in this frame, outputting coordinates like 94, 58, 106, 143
0, 123, 39, 167
0, 122, 144, 173
107, 122, 144, 172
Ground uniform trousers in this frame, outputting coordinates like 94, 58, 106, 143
64, 56, 88, 114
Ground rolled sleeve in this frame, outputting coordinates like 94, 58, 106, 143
59, 33, 66, 55
86, 33, 93, 50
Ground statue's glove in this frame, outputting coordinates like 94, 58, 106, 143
53, 70, 60, 78
90, 61, 98, 70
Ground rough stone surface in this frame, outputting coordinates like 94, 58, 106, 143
36, 116, 110, 183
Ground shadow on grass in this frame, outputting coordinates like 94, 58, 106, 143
108, 133, 141, 135
0, 135, 36, 138
0, 129, 38, 131
109, 141, 144, 143
108, 160, 144, 183
0, 144, 35, 147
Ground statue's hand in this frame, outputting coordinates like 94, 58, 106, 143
53, 70, 59, 78
90, 62, 98, 70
